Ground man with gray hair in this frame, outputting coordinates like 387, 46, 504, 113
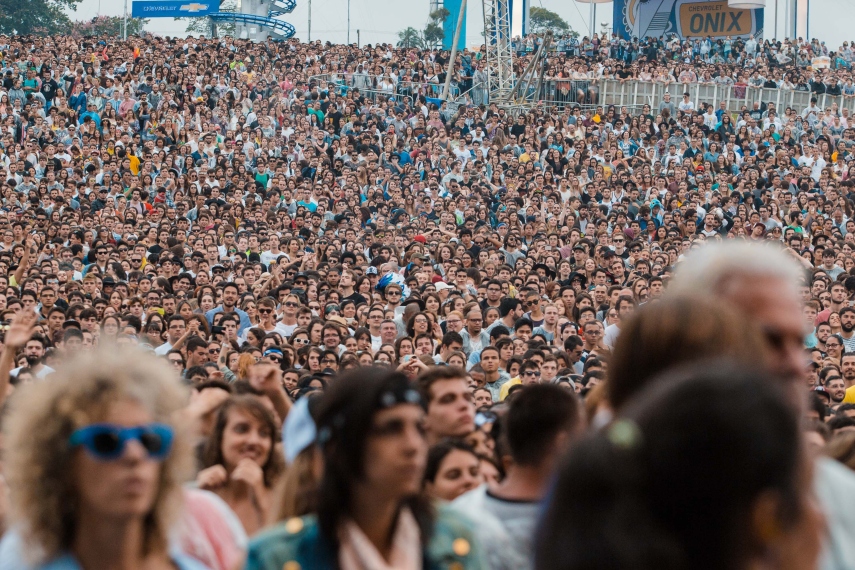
669, 241, 855, 570
669, 241, 807, 383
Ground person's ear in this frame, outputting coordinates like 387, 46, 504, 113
749, 490, 785, 552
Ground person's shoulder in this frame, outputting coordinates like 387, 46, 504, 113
247, 515, 327, 570
250, 516, 314, 549
428, 502, 486, 565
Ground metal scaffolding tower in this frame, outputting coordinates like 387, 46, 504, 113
482, 0, 514, 100
503, 30, 551, 103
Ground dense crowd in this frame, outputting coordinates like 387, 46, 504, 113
0, 29, 854, 570
336, 32, 855, 103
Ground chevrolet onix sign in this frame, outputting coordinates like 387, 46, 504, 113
131, 1, 215, 17
614, 0, 762, 40
676, 0, 756, 37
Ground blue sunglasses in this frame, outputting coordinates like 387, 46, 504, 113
69, 423, 174, 462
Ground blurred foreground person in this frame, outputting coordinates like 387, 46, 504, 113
668, 242, 808, 391
267, 394, 324, 524
668, 242, 855, 570
608, 296, 767, 412
536, 364, 823, 570
0, 345, 207, 569
246, 367, 484, 569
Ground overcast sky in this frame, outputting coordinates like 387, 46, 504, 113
67, 0, 846, 52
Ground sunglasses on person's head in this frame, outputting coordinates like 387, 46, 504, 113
69, 423, 173, 462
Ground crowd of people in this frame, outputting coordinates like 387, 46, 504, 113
328, 32, 855, 105
0, 28, 854, 569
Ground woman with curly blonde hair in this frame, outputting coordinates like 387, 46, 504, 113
0, 345, 206, 569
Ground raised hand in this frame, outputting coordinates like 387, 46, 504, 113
248, 362, 283, 394
5, 310, 36, 350
231, 457, 265, 491
196, 464, 228, 490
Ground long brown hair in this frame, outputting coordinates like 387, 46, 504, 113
202, 395, 285, 487
268, 445, 322, 524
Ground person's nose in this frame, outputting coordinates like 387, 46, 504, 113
402, 424, 424, 456
120, 438, 148, 463
775, 342, 809, 384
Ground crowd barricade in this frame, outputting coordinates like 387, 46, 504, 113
594, 80, 855, 116
308, 74, 855, 115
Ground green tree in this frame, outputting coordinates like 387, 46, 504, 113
529, 6, 570, 35
424, 7, 449, 48
397, 27, 422, 49
178, 0, 235, 37
429, 8, 450, 23
70, 15, 148, 37
0, 0, 80, 35
423, 22, 444, 47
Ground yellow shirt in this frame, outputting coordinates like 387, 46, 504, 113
499, 376, 521, 401
843, 385, 855, 404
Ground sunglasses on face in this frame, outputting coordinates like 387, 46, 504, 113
258, 308, 273, 314
69, 423, 174, 462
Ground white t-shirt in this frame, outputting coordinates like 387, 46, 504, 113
10, 364, 54, 379
603, 323, 622, 351
274, 322, 298, 338
260, 250, 282, 266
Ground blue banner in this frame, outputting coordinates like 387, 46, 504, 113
613, 0, 763, 40
131, 1, 215, 17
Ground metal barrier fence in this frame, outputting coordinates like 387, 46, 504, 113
309, 73, 855, 115
594, 81, 855, 116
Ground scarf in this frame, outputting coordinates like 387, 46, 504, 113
338, 507, 422, 570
